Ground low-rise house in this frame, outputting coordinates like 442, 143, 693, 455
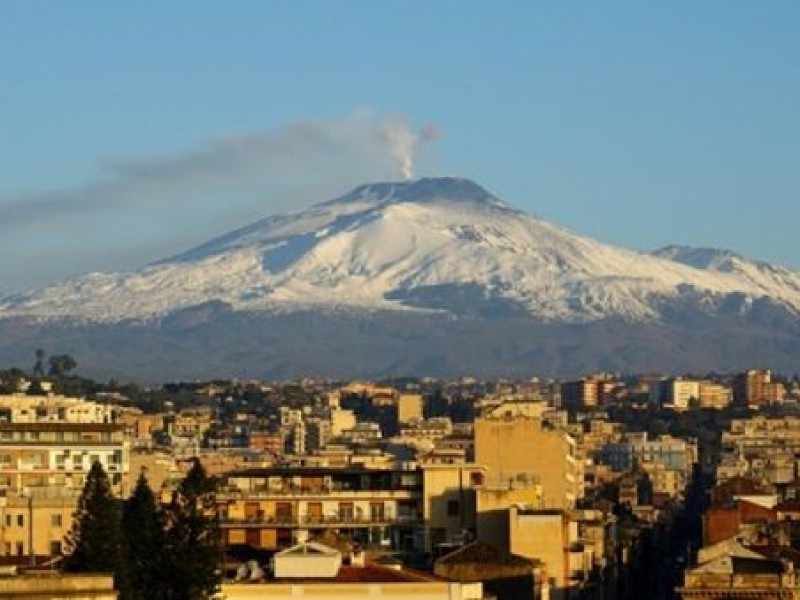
222, 540, 483, 600
435, 540, 542, 600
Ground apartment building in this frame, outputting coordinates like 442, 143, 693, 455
475, 402, 580, 510
396, 394, 423, 425
0, 396, 131, 561
420, 463, 486, 553
649, 378, 700, 410
560, 376, 617, 410
698, 381, 732, 409
733, 369, 786, 407
0, 487, 80, 558
0, 394, 118, 424
217, 466, 423, 553
0, 422, 129, 495
509, 507, 596, 600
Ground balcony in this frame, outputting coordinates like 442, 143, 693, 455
220, 512, 419, 529
218, 487, 420, 500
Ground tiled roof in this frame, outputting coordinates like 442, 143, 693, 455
435, 541, 537, 568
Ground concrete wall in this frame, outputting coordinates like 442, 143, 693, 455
222, 581, 483, 600
475, 417, 577, 510
0, 573, 117, 599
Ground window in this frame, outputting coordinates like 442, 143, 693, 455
338, 502, 355, 521
276, 529, 292, 548
447, 500, 460, 517
16, 514, 23, 527
16, 542, 23, 556
4, 515, 10, 527
370, 502, 385, 522
51, 514, 62, 527
49, 541, 62, 556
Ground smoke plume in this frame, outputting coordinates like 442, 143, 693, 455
0, 110, 440, 233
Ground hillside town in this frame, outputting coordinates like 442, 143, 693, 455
0, 364, 798, 599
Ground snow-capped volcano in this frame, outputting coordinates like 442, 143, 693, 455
2, 177, 800, 324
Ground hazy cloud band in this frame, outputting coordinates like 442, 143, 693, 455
0, 110, 439, 233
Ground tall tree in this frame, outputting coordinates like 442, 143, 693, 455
162, 459, 221, 600
64, 462, 126, 579
49, 353, 78, 378
122, 471, 165, 600
32, 348, 45, 378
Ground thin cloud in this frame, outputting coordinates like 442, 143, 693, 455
0, 110, 439, 233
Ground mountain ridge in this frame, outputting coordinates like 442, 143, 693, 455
0, 177, 798, 380
2, 177, 799, 324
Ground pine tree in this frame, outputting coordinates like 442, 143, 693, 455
64, 461, 125, 577
161, 459, 222, 600
122, 471, 165, 600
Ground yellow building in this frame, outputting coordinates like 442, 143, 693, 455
475, 485, 543, 550
475, 409, 579, 510
0, 488, 80, 558
420, 463, 486, 553
698, 382, 732, 409
509, 507, 594, 600
0, 394, 118, 424
397, 394, 423, 425
218, 466, 423, 553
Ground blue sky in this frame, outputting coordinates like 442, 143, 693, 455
1, 2, 798, 292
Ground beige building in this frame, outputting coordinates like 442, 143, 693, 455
222, 573, 482, 600
475, 406, 579, 510
475, 485, 543, 550
0, 422, 129, 496
0, 414, 130, 561
0, 487, 80, 558
509, 507, 595, 600
421, 463, 486, 553
698, 382, 732, 409
677, 549, 800, 599
397, 394, 423, 425
733, 369, 786, 407
560, 375, 617, 409
0, 394, 118, 424
218, 466, 423, 553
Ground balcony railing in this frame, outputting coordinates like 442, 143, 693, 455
220, 513, 419, 528
218, 487, 420, 499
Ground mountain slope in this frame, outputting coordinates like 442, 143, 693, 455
1, 177, 799, 380
2, 178, 799, 326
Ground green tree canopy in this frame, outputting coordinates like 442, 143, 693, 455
161, 459, 221, 600
64, 461, 125, 576
49, 353, 78, 378
122, 471, 165, 600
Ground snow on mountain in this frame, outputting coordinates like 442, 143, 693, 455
653, 245, 800, 299
2, 178, 800, 324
